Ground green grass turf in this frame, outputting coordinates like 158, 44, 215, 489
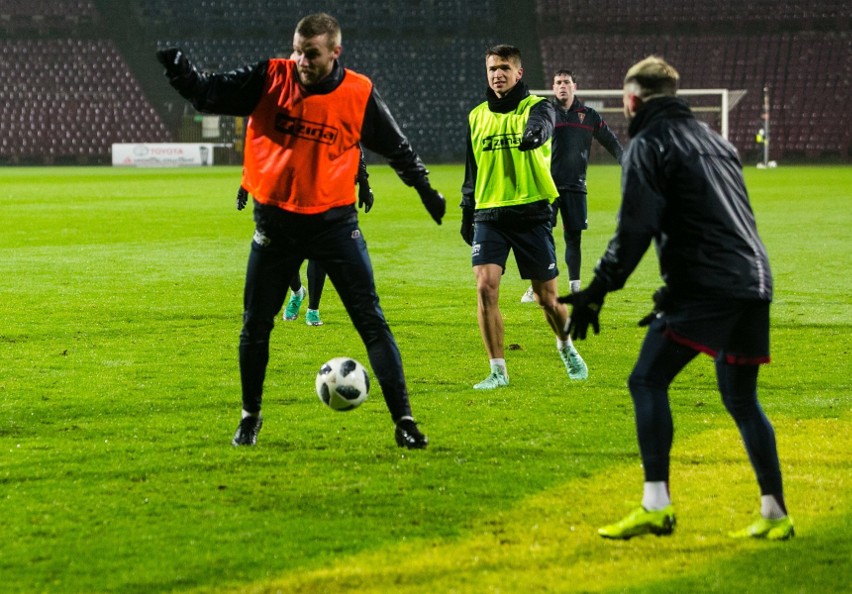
0, 164, 849, 593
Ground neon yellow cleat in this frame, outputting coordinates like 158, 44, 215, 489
729, 516, 795, 540
598, 505, 676, 539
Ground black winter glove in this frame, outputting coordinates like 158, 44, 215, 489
638, 286, 672, 327
414, 179, 445, 225
460, 207, 474, 246
358, 180, 374, 213
236, 185, 248, 211
156, 48, 192, 79
518, 126, 544, 152
558, 277, 607, 340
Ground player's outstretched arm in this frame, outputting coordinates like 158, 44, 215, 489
356, 150, 374, 213
156, 48, 199, 96
414, 179, 446, 225
519, 99, 556, 151
360, 91, 445, 224
155, 47, 264, 116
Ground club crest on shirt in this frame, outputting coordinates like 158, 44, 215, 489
577, 113, 585, 124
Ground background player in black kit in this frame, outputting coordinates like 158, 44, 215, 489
521, 69, 623, 302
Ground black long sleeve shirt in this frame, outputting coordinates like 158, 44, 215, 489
550, 97, 623, 193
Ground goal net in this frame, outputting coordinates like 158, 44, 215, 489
531, 88, 747, 162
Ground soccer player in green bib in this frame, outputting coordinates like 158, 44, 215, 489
460, 45, 588, 390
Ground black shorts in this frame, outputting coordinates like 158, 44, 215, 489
471, 219, 559, 281
663, 298, 771, 365
552, 190, 588, 231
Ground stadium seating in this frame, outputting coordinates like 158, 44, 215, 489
538, 27, 850, 161
0, 39, 171, 164
0, 0, 99, 35
137, 0, 498, 36
536, 0, 848, 33
0, 0, 847, 164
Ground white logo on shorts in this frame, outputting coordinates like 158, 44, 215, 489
351, 229, 361, 239
548, 263, 556, 270
472, 243, 481, 255
253, 230, 271, 246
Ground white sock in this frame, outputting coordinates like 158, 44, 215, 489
489, 358, 507, 375
760, 494, 786, 519
556, 337, 572, 350
642, 481, 671, 510
242, 409, 259, 419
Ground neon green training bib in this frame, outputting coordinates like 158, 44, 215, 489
468, 95, 558, 209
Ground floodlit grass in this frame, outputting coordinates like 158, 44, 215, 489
0, 164, 849, 593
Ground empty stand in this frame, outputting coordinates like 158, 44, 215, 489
0, 0, 847, 164
0, 39, 172, 163
539, 27, 850, 161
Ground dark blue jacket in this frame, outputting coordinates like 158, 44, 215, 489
550, 97, 622, 193
594, 97, 773, 301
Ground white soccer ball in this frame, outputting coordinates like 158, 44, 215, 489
315, 357, 370, 411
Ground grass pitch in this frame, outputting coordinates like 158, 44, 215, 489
0, 164, 849, 593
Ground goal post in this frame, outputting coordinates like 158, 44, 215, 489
531, 88, 747, 141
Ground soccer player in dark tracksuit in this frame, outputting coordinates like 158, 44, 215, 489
521, 70, 622, 302
157, 13, 445, 449
561, 56, 794, 540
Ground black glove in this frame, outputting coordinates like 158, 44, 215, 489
358, 181, 374, 213
638, 286, 671, 327
460, 207, 474, 246
156, 48, 192, 79
558, 277, 607, 340
414, 179, 445, 225
518, 126, 544, 152
236, 185, 248, 211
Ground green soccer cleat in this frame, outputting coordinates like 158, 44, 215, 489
560, 344, 588, 380
729, 515, 795, 541
305, 309, 323, 326
598, 505, 676, 540
283, 287, 306, 321
473, 368, 509, 390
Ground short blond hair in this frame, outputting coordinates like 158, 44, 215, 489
296, 12, 342, 49
624, 56, 680, 99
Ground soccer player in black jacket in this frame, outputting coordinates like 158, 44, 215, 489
521, 69, 622, 303
561, 56, 794, 541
